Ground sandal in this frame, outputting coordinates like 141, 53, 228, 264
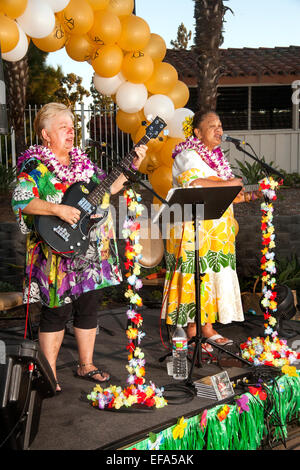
55, 381, 62, 394
75, 364, 110, 383
206, 334, 233, 346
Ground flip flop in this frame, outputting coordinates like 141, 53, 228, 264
74, 368, 111, 383
206, 334, 233, 346
188, 343, 213, 353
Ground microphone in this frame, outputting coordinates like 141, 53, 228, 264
221, 134, 246, 146
85, 139, 106, 149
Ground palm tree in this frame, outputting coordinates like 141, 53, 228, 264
193, 0, 232, 115
4, 57, 29, 156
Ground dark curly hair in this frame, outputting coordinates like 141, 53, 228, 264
192, 110, 220, 133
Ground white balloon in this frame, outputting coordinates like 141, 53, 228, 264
2, 24, 28, 62
144, 94, 175, 123
116, 83, 148, 114
17, 0, 55, 39
167, 108, 195, 139
44, 0, 70, 12
93, 73, 125, 97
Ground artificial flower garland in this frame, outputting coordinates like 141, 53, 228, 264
87, 188, 167, 410
241, 177, 300, 369
172, 137, 234, 181
17, 145, 101, 184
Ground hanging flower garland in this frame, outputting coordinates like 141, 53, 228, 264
259, 176, 283, 338
241, 177, 300, 369
87, 188, 167, 410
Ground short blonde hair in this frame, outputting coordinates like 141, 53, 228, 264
34, 102, 74, 140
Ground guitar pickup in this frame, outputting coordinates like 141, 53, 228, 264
78, 197, 94, 214
53, 225, 71, 242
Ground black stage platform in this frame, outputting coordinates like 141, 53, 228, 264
1, 306, 300, 451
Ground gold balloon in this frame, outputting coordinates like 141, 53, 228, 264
0, 14, 19, 53
116, 109, 145, 134
65, 34, 96, 62
91, 44, 123, 77
142, 33, 166, 63
86, 0, 109, 10
88, 10, 121, 46
121, 51, 154, 84
32, 16, 66, 53
138, 150, 160, 175
107, 0, 134, 17
145, 62, 178, 95
148, 165, 173, 200
158, 137, 183, 167
166, 80, 190, 109
62, 0, 94, 36
1, 0, 27, 18
117, 15, 150, 51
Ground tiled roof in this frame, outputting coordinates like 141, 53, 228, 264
165, 46, 300, 82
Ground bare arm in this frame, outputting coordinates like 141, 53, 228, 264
22, 198, 81, 225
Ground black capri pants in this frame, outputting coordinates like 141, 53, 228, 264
39, 290, 101, 333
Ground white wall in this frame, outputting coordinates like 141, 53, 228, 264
223, 130, 300, 174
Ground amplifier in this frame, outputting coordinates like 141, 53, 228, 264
0, 339, 56, 450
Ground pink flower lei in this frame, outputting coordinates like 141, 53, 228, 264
17, 145, 98, 184
172, 136, 234, 180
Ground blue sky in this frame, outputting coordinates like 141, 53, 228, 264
46, 0, 300, 98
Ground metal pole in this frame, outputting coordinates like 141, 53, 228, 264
0, 44, 9, 135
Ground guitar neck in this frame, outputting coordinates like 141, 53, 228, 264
87, 134, 150, 207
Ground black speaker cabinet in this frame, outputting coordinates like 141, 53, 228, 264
0, 339, 56, 450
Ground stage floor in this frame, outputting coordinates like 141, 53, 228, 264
1, 306, 300, 451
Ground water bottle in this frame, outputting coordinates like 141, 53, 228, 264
172, 326, 188, 380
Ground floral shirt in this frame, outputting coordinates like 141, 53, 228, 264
12, 146, 122, 308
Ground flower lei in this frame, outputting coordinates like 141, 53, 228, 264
17, 145, 98, 184
172, 137, 234, 181
87, 188, 167, 410
241, 177, 300, 371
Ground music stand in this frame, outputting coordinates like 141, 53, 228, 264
154, 185, 252, 387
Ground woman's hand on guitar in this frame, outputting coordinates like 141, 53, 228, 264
56, 204, 81, 225
132, 144, 148, 170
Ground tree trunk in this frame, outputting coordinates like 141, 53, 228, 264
193, 0, 227, 115
4, 57, 29, 156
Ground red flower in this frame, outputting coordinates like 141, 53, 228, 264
126, 341, 135, 353
32, 187, 39, 197
145, 397, 155, 407
54, 182, 67, 192
124, 260, 133, 270
248, 386, 267, 400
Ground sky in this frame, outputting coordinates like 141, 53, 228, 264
46, 0, 300, 102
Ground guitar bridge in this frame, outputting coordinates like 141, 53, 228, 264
53, 225, 71, 242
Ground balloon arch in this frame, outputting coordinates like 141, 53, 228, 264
0, 0, 194, 201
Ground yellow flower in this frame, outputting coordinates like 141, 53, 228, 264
282, 365, 298, 377
172, 417, 187, 440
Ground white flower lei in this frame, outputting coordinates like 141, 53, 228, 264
18, 145, 96, 184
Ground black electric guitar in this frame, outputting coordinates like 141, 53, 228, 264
35, 116, 167, 258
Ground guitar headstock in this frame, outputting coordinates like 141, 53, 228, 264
145, 116, 167, 140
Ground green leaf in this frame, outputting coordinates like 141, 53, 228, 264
206, 250, 229, 272
181, 250, 195, 273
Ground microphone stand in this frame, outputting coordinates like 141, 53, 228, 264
233, 142, 284, 179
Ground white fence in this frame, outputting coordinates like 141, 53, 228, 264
223, 129, 300, 174
1, 104, 300, 175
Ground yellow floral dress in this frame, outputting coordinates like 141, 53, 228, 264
162, 148, 244, 327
